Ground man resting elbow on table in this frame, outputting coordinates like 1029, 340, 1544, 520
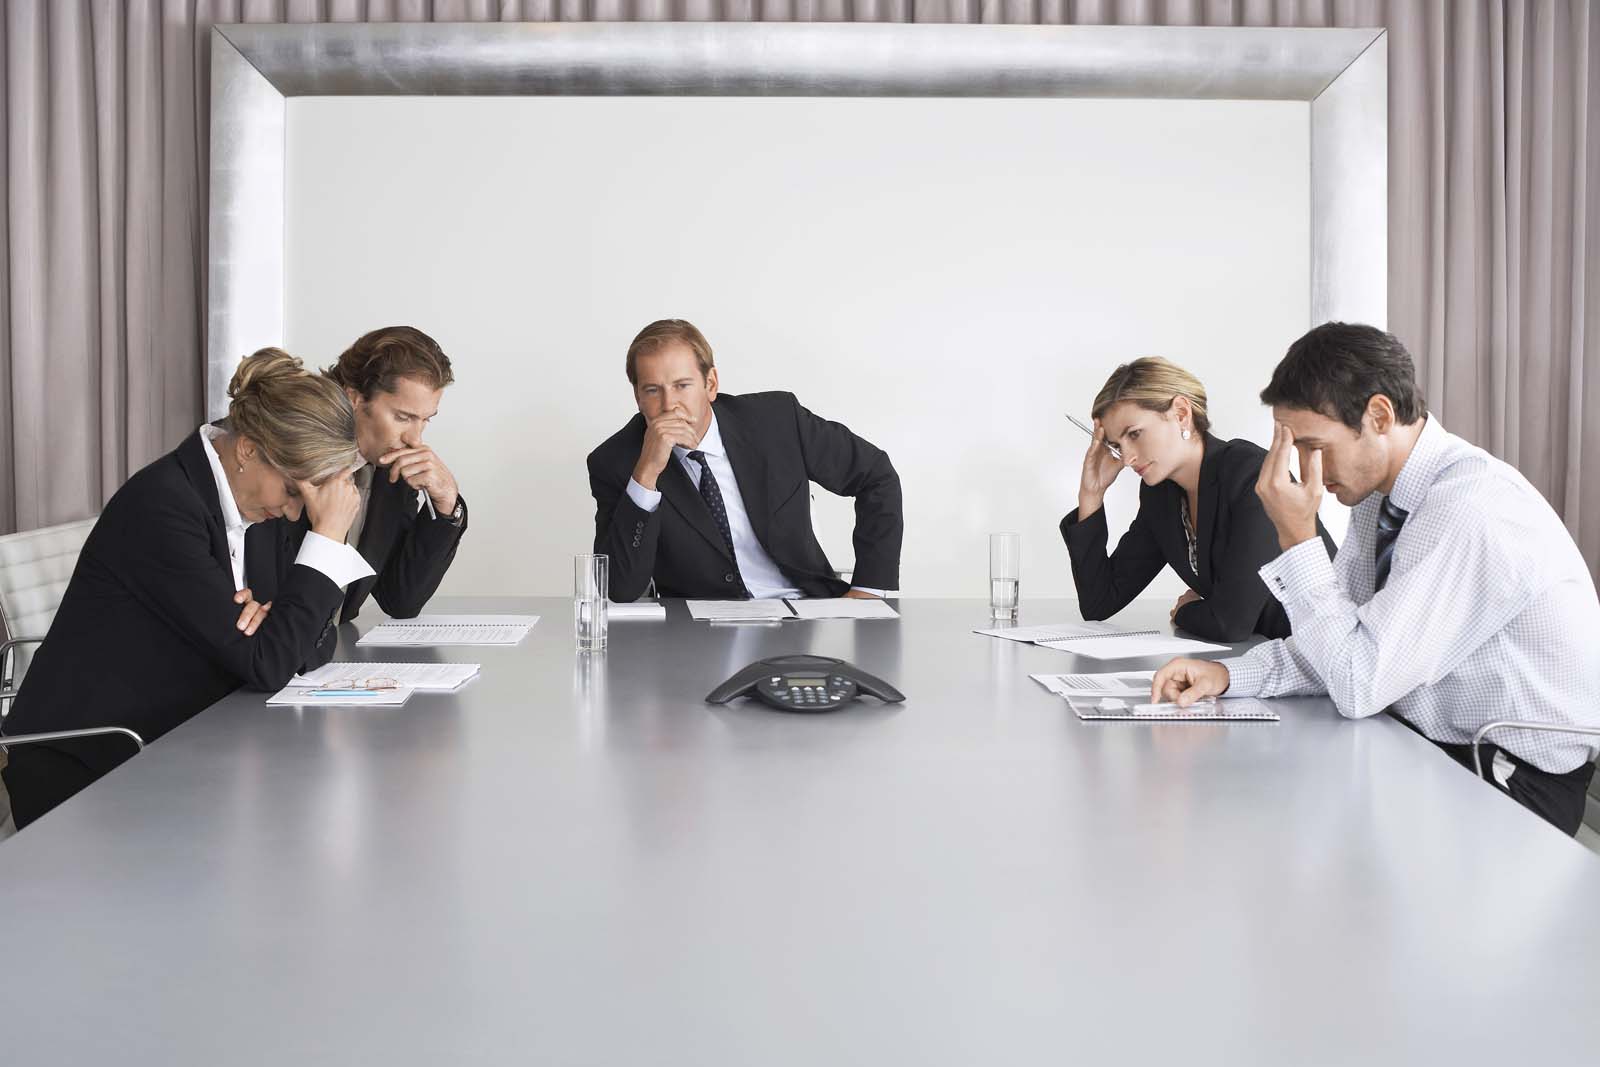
1150, 323, 1600, 835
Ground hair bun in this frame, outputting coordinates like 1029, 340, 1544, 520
227, 347, 306, 400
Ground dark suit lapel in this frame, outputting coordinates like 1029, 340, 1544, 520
658, 459, 735, 562
357, 467, 403, 565
341, 466, 398, 620
716, 403, 771, 548
175, 430, 236, 580
1195, 434, 1225, 585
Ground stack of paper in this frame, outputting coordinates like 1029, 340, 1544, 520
1038, 634, 1229, 660
267, 685, 413, 707
975, 621, 1227, 661
687, 600, 793, 621
357, 615, 539, 647
1030, 671, 1155, 697
608, 601, 667, 620
291, 662, 481, 692
976, 621, 1143, 643
785, 598, 899, 620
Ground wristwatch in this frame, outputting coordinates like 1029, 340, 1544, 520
443, 499, 466, 527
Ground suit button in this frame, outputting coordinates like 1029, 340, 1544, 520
724, 573, 735, 583
632, 538, 640, 547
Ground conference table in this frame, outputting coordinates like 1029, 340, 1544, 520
2, 597, 1596, 1064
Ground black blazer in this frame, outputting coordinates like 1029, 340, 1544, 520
587, 391, 903, 602
1, 431, 344, 825
255, 464, 467, 631
1060, 433, 1338, 641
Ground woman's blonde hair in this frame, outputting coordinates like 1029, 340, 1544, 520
225, 348, 360, 482
1090, 357, 1211, 435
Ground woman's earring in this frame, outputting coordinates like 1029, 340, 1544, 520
1181, 428, 1192, 441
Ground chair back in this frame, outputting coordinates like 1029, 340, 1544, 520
0, 517, 96, 691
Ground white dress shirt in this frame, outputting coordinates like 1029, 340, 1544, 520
623, 414, 885, 599
198, 425, 375, 592
624, 415, 801, 599
1223, 415, 1600, 773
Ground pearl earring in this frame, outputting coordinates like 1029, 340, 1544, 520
1181, 428, 1192, 441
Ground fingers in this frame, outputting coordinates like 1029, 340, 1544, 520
235, 599, 271, 634
1306, 447, 1324, 490
234, 588, 252, 605
379, 446, 431, 467
1150, 660, 1185, 704
392, 456, 438, 483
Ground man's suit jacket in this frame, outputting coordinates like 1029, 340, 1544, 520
1, 431, 343, 825
250, 466, 467, 665
1060, 433, 1339, 641
587, 391, 903, 603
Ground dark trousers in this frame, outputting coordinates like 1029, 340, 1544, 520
1434, 738, 1596, 836
0, 742, 107, 829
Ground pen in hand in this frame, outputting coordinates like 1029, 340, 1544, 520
1066, 413, 1122, 460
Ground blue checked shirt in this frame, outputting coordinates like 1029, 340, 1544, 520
1223, 415, 1600, 773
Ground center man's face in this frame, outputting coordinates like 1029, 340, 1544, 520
347, 375, 445, 467
633, 342, 717, 438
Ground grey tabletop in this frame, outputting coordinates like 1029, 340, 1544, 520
2, 597, 1596, 1065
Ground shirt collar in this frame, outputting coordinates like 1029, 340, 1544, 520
1386, 413, 1446, 514
197, 423, 252, 533
672, 412, 725, 461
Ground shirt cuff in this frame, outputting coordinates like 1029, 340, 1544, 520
295, 531, 377, 589
1258, 536, 1339, 607
626, 478, 663, 513
848, 586, 888, 597
1221, 655, 1266, 698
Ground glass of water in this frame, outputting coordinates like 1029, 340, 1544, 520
574, 553, 609, 652
989, 532, 1020, 621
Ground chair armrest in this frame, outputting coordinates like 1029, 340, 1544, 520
0, 725, 145, 754
1, 636, 46, 690
1471, 721, 1600, 777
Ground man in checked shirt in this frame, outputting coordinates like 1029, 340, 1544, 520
1152, 322, 1600, 835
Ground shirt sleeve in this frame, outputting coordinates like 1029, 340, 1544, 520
625, 477, 663, 514
1252, 512, 1537, 719
294, 531, 377, 589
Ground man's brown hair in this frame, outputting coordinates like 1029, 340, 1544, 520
327, 326, 454, 400
625, 319, 715, 386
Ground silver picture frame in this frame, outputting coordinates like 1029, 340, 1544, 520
206, 21, 1386, 416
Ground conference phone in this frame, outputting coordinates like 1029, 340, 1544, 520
705, 654, 905, 711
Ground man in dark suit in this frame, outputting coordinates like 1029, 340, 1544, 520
250, 327, 467, 657
587, 319, 902, 603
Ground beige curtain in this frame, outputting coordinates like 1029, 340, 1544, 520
3, 1, 1597, 570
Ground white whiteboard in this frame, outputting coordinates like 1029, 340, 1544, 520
285, 95, 1334, 599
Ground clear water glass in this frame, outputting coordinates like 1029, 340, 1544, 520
574, 553, 609, 652
989, 532, 1020, 621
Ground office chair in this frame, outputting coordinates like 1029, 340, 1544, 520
0, 517, 96, 716
1471, 722, 1600, 779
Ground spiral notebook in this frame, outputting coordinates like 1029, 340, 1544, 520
356, 615, 539, 647
1064, 693, 1279, 722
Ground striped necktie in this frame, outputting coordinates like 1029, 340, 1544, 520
1373, 495, 1408, 592
688, 450, 748, 597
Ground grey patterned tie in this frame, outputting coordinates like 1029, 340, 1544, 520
688, 450, 747, 596
1373, 495, 1408, 592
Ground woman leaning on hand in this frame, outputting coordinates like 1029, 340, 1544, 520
1, 348, 374, 829
1061, 357, 1336, 643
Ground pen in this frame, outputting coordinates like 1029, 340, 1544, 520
1065, 413, 1122, 460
